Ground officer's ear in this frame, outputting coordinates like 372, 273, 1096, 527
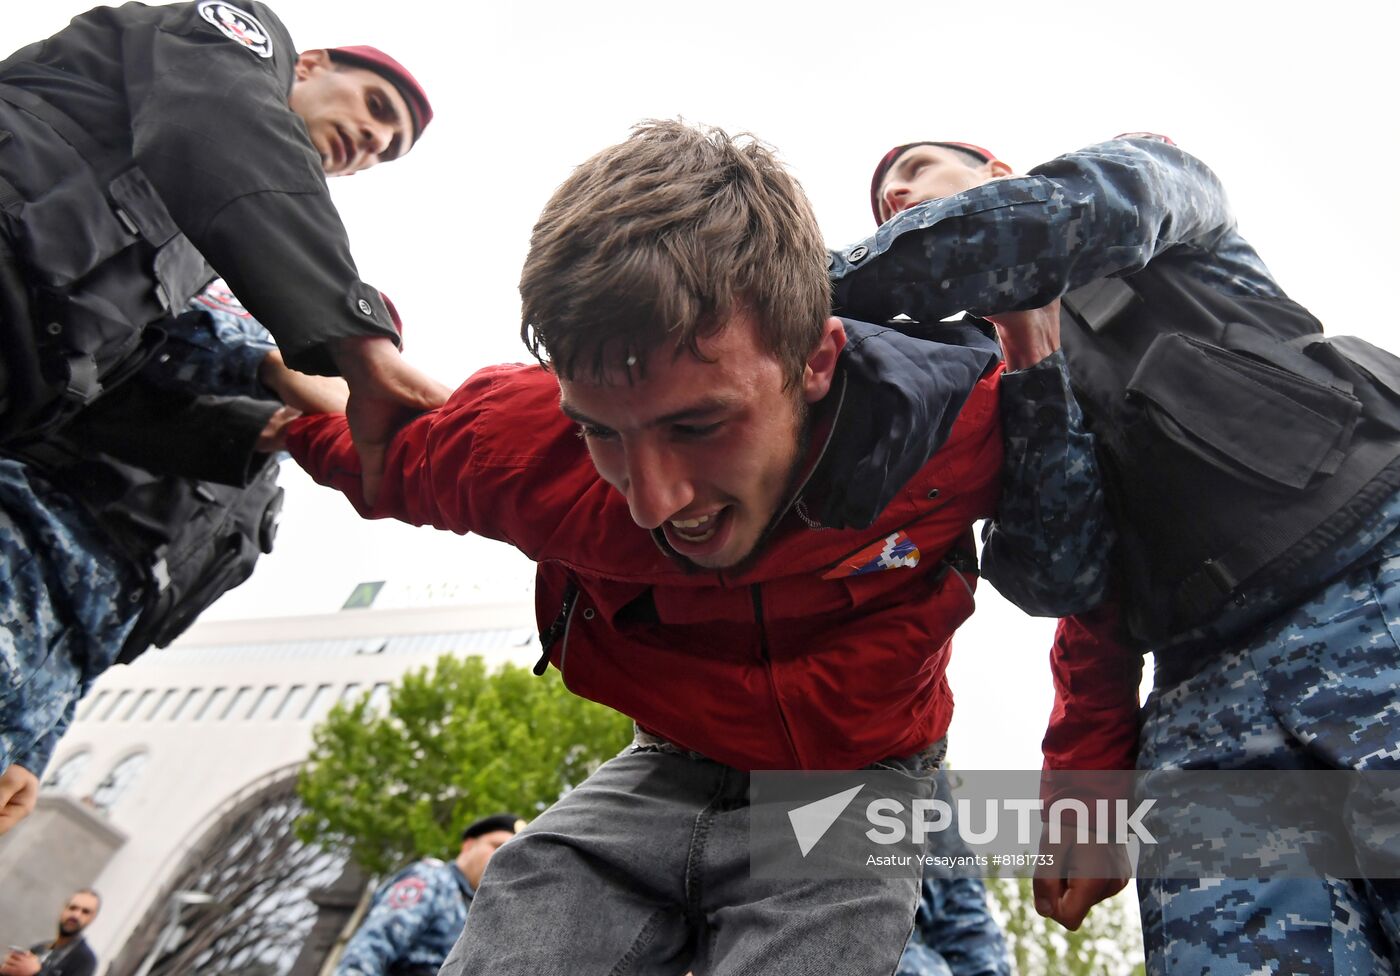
986, 159, 1014, 180
293, 49, 334, 81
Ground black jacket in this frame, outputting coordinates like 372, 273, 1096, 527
0, 1, 398, 379
29, 937, 96, 976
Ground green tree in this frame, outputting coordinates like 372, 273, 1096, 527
985, 877, 1146, 976
296, 655, 634, 875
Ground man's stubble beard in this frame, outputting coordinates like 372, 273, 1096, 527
667, 389, 812, 576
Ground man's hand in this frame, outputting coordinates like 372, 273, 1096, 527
255, 404, 304, 454
331, 337, 451, 505
0, 764, 39, 836
1033, 835, 1132, 930
258, 348, 350, 415
986, 299, 1061, 370
0, 949, 41, 976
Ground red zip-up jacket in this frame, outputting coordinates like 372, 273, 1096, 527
288, 361, 1003, 770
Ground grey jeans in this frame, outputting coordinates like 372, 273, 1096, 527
439, 738, 943, 976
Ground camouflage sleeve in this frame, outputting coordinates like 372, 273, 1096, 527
830, 138, 1268, 324
979, 351, 1113, 616
10, 694, 79, 777
334, 864, 439, 976
141, 281, 277, 400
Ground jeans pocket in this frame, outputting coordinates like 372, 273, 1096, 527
868, 737, 947, 779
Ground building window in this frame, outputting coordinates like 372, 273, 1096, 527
367, 683, 392, 714
91, 752, 149, 814
43, 751, 92, 793
272, 686, 307, 721
147, 689, 180, 721
77, 691, 110, 723
101, 690, 133, 722
223, 687, 253, 721
196, 688, 228, 722
248, 686, 279, 721
301, 684, 335, 721
124, 689, 156, 722
171, 689, 204, 722
339, 683, 362, 704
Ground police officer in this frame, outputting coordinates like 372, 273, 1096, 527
0, 1, 448, 832
839, 136, 1400, 976
0, 1, 450, 493
336, 814, 523, 976
0, 275, 345, 834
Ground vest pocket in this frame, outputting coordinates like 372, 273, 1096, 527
1126, 332, 1361, 491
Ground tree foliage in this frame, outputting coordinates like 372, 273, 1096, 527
296, 655, 634, 875
985, 877, 1145, 976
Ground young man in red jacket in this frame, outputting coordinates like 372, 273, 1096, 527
288, 120, 1109, 975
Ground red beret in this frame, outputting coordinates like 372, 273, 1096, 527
328, 45, 433, 143
869, 141, 1000, 225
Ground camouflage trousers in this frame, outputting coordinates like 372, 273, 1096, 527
896, 877, 1010, 976
1137, 533, 1400, 975
0, 459, 140, 776
897, 766, 1010, 976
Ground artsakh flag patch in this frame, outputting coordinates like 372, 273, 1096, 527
822, 532, 921, 579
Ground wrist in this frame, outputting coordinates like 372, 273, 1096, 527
330, 335, 399, 383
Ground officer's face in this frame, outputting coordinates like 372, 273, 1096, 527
876, 145, 1006, 223
458, 829, 516, 889
57, 893, 98, 935
557, 311, 844, 571
289, 51, 414, 177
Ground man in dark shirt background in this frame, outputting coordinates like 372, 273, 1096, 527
1, 888, 100, 976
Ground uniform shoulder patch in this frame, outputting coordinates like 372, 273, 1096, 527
385, 875, 428, 909
197, 1, 274, 59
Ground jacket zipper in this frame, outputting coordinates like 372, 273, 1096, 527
751, 584, 800, 765
532, 581, 580, 676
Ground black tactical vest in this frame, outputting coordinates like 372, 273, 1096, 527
0, 84, 210, 441
1060, 253, 1400, 645
20, 441, 284, 665
113, 457, 284, 662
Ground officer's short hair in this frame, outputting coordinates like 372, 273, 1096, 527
70, 888, 101, 911
519, 120, 829, 389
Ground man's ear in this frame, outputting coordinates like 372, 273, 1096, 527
987, 159, 1014, 179
293, 49, 333, 81
802, 317, 847, 404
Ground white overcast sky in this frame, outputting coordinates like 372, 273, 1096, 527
14, 1, 1400, 770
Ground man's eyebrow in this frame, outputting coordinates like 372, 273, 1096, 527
558, 395, 737, 428
558, 399, 595, 425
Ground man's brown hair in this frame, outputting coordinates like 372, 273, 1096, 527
520, 120, 830, 387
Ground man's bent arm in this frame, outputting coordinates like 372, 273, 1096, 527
980, 304, 1112, 615
830, 138, 1257, 325
287, 364, 581, 555
124, 3, 401, 374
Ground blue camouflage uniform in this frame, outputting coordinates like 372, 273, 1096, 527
898, 768, 1011, 976
0, 280, 276, 778
832, 137, 1400, 975
336, 858, 475, 976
